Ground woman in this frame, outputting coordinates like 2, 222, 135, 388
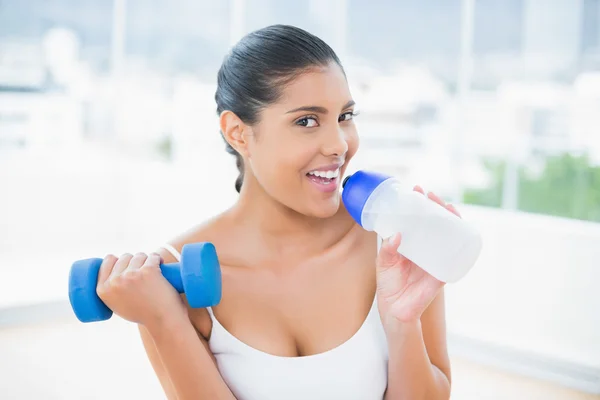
95, 25, 459, 400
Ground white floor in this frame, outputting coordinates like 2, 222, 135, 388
0, 316, 597, 400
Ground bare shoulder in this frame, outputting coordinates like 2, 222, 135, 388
154, 211, 233, 340
161, 211, 229, 254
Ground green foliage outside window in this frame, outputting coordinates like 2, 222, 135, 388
463, 153, 600, 223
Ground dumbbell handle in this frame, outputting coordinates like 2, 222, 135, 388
91, 260, 185, 292
69, 259, 186, 298
160, 262, 184, 293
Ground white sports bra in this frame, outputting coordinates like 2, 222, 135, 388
161, 238, 389, 400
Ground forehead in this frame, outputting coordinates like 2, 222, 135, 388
276, 63, 351, 109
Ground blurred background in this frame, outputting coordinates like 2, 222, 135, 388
1, 0, 599, 399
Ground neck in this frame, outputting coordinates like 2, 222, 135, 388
230, 175, 352, 252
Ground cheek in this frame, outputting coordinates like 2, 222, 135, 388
346, 128, 360, 159
251, 138, 311, 182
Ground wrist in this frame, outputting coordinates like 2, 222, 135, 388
144, 311, 191, 339
382, 316, 422, 338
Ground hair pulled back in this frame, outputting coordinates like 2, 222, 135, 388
215, 24, 343, 192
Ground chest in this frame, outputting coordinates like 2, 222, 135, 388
210, 230, 379, 358
209, 313, 389, 400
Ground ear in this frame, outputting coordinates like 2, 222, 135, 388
220, 110, 250, 157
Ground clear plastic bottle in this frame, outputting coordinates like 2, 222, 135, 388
341, 170, 482, 283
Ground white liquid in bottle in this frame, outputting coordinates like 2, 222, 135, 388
342, 172, 483, 283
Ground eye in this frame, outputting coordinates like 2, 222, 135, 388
296, 116, 319, 128
339, 110, 359, 122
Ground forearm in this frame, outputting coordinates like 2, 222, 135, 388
147, 316, 236, 400
384, 320, 450, 400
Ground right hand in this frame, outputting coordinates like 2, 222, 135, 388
96, 252, 188, 329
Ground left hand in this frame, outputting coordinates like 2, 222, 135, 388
376, 186, 462, 326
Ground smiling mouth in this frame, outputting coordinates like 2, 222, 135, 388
306, 168, 340, 185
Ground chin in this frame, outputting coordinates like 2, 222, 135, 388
307, 195, 341, 219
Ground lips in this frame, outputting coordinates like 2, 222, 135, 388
306, 167, 341, 193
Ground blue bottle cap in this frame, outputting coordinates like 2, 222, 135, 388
341, 170, 392, 226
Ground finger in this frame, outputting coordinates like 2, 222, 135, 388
413, 185, 425, 195
377, 233, 402, 267
109, 253, 133, 279
447, 203, 462, 218
97, 254, 118, 286
427, 191, 446, 207
385, 232, 402, 250
126, 252, 148, 272
141, 253, 162, 269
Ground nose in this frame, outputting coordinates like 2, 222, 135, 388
322, 125, 349, 157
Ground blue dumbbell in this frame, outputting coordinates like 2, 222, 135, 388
68, 242, 222, 323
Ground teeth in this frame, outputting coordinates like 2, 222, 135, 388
308, 169, 340, 179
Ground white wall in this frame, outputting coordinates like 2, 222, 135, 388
445, 205, 600, 370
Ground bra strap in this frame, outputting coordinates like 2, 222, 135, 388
161, 243, 182, 262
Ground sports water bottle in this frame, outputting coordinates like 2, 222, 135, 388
341, 170, 482, 283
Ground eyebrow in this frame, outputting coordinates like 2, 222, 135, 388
286, 100, 355, 114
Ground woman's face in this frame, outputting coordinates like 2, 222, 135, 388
246, 63, 359, 218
